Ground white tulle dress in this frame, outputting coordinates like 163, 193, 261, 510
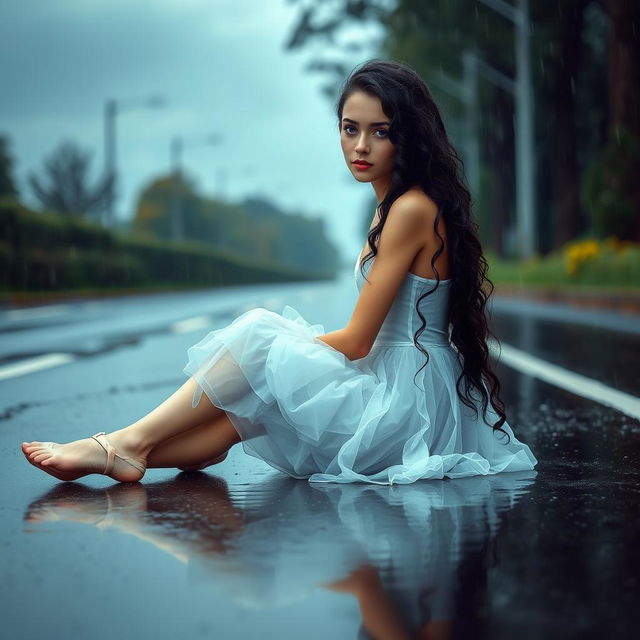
182, 251, 538, 484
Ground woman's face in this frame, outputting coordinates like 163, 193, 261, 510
340, 90, 396, 192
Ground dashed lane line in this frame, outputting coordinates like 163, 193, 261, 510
3, 304, 69, 321
170, 315, 212, 334
0, 353, 77, 381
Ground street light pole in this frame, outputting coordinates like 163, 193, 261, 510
170, 136, 184, 242
102, 95, 167, 230
169, 133, 222, 242
462, 51, 480, 201
104, 99, 117, 228
478, 0, 536, 259
433, 52, 513, 228
515, 0, 536, 259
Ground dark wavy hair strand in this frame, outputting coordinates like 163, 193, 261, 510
336, 59, 510, 441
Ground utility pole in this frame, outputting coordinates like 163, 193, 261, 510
169, 133, 222, 242
462, 51, 480, 201
433, 51, 514, 254
102, 95, 166, 229
515, 0, 535, 259
170, 136, 184, 242
478, 0, 536, 259
103, 99, 117, 228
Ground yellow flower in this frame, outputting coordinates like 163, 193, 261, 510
563, 239, 601, 276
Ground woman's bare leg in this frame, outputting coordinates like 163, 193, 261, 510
121, 377, 231, 450
146, 412, 241, 470
22, 377, 237, 482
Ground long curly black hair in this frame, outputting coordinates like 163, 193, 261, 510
336, 59, 510, 441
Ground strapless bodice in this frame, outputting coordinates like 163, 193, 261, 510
354, 253, 452, 348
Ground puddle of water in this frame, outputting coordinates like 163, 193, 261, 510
18, 470, 536, 638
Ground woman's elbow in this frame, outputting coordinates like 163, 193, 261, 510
351, 337, 372, 360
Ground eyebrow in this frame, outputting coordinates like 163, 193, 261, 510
342, 117, 390, 126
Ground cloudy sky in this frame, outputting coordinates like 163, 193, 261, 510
1, 0, 384, 264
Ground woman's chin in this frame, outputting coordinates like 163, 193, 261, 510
351, 172, 373, 183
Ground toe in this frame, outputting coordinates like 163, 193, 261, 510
24, 442, 44, 454
27, 445, 45, 455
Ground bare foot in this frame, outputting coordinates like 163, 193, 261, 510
21, 430, 147, 483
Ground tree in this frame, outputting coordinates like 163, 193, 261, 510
284, 0, 519, 254
604, 0, 640, 141
531, 1, 589, 250
587, 0, 640, 241
133, 173, 203, 240
284, 0, 635, 251
28, 140, 113, 218
0, 134, 19, 199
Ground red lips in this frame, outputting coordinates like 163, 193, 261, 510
353, 160, 372, 166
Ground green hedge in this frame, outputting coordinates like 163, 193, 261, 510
0, 200, 333, 291
485, 238, 640, 289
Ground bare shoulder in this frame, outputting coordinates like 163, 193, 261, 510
388, 188, 439, 228
388, 188, 449, 278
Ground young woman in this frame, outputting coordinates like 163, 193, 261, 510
22, 59, 537, 485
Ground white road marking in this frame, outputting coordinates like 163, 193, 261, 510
171, 316, 211, 334
0, 353, 76, 381
489, 339, 640, 420
3, 304, 69, 321
2, 331, 637, 423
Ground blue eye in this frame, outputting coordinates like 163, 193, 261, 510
342, 126, 389, 138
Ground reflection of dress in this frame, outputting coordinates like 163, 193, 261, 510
187, 471, 538, 620
183, 251, 538, 484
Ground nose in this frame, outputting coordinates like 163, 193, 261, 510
355, 133, 369, 154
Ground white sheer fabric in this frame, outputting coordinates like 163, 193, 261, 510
182, 252, 537, 484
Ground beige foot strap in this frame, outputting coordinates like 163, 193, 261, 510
91, 432, 116, 474
91, 432, 146, 475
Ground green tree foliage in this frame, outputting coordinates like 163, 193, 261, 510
591, 0, 640, 242
1, 200, 331, 292
28, 140, 114, 218
381, 0, 515, 253
0, 134, 19, 199
284, 0, 640, 251
241, 196, 338, 271
285, 0, 514, 250
132, 173, 202, 240
132, 175, 339, 273
583, 125, 640, 241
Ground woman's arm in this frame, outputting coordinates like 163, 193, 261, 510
315, 329, 367, 361
318, 197, 432, 360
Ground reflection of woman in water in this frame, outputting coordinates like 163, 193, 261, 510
21, 59, 537, 485
24, 470, 536, 638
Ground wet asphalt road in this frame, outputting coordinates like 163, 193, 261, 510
1, 268, 639, 640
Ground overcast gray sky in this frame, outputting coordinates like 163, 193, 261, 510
1, 0, 384, 264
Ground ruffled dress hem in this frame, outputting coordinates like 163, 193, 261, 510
183, 303, 537, 485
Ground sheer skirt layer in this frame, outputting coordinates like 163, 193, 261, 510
183, 305, 537, 485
